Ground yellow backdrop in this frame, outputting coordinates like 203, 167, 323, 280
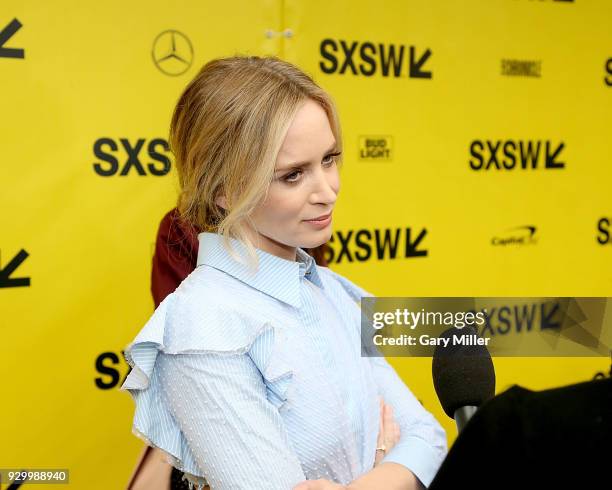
1, 0, 610, 488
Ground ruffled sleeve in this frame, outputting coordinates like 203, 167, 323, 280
120, 288, 305, 490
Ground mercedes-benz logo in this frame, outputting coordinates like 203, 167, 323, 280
152, 30, 193, 76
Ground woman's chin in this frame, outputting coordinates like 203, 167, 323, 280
301, 232, 332, 250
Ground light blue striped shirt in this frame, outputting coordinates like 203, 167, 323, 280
121, 232, 447, 489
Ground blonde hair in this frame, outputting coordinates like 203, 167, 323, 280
169, 55, 343, 271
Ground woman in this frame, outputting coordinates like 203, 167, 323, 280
129, 211, 395, 490
130, 208, 336, 490
121, 55, 447, 490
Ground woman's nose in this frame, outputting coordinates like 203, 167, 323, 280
311, 168, 339, 204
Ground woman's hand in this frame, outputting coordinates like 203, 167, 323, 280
373, 397, 401, 467
293, 398, 400, 489
292, 479, 347, 489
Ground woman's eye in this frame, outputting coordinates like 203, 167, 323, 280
323, 151, 342, 166
282, 152, 341, 184
284, 170, 302, 183
322, 154, 335, 166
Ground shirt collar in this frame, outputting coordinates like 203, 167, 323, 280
196, 232, 324, 308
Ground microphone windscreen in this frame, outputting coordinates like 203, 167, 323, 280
432, 326, 496, 418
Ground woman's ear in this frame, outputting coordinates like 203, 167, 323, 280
215, 195, 228, 211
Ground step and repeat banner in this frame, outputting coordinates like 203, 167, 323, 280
2, 0, 610, 487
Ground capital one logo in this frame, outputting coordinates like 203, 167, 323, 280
491, 226, 538, 247
152, 30, 193, 76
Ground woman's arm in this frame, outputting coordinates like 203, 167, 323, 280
364, 355, 447, 488
293, 394, 431, 490
348, 462, 422, 490
336, 271, 447, 487
293, 463, 420, 490
157, 350, 306, 489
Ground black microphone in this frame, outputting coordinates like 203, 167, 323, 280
431, 326, 495, 432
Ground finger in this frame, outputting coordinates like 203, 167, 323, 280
383, 406, 397, 444
393, 421, 401, 443
384, 403, 394, 421
383, 404, 394, 433
377, 399, 385, 445
374, 449, 383, 467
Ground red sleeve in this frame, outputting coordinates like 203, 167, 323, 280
150, 208, 199, 308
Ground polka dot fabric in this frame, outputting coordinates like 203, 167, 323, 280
121, 232, 447, 489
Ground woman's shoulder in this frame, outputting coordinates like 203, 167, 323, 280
315, 265, 375, 303
177, 263, 281, 305
175, 262, 239, 298
125, 265, 273, 358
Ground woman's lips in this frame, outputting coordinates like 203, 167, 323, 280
304, 212, 332, 228
305, 212, 331, 222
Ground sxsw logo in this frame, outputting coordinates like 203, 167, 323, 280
93, 138, 172, 176
469, 140, 565, 171
0, 18, 24, 59
95, 350, 130, 389
597, 218, 610, 245
325, 227, 428, 264
0, 248, 30, 288
319, 39, 432, 79
358, 136, 393, 162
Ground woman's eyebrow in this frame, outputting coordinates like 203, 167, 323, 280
275, 141, 338, 172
